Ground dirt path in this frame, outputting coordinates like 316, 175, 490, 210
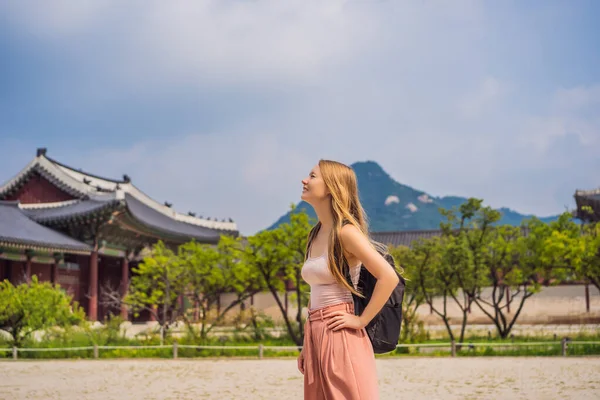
1, 357, 599, 399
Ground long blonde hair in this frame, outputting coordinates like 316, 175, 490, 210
305, 159, 370, 297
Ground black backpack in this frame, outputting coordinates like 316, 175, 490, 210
344, 241, 406, 354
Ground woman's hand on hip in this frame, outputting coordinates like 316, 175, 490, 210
326, 312, 366, 331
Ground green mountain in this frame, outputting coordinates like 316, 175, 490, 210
268, 161, 560, 231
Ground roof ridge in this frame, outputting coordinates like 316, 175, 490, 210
45, 155, 130, 184
19, 199, 81, 210
122, 192, 237, 232
576, 188, 600, 196
371, 228, 444, 234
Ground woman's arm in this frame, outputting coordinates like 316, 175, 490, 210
327, 224, 399, 331
298, 297, 311, 374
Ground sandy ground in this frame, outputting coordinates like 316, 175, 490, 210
1, 357, 599, 400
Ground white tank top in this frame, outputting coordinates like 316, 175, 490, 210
301, 252, 360, 310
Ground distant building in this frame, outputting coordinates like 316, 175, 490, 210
370, 229, 443, 248
0, 148, 238, 321
574, 188, 600, 222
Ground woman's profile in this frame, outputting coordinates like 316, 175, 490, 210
298, 159, 399, 400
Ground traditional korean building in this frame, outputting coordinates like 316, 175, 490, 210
0, 148, 238, 321
574, 188, 600, 222
370, 229, 444, 248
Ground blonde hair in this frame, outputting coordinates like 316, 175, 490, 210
305, 159, 370, 297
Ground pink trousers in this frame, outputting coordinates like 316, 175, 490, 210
303, 302, 379, 400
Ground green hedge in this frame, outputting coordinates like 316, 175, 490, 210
1, 330, 599, 359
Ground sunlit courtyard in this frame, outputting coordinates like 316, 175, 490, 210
1, 357, 599, 400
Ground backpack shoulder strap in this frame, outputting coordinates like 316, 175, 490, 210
305, 222, 321, 261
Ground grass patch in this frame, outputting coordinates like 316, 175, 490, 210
1, 326, 599, 360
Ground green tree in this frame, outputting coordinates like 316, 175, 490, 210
0, 276, 85, 347
408, 237, 463, 341
178, 236, 262, 340
544, 209, 600, 292
242, 205, 313, 346
469, 213, 572, 339
277, 205, 313, 344
477, 224, 527, 338
440, 198, 500, 343
125, 241, 186, 344
243, 228, 301, 344
579, 221, 600, 291
534, 212, 580, 284
437, 197, 554, 339
389, 245, 427, 343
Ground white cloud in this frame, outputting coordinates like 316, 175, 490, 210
58, 130, 313, 236
519, 85, 600, 152
457, 77, 512, 119
2, 0, 377, 89
553, 84, 600, 112
0, 1, 598, 232
0, 1, 111, 37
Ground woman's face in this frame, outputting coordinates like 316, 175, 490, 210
301, 164, 329, 205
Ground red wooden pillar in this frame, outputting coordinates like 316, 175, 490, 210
7, 259, 15, 283
9, 260, 19, 284
25, 251, 32, 284
121, 257, 129, 320
89, 246, 99, 321
51, 254, 61, 285
0, 253, 5, 282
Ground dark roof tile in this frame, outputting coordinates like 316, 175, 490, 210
24, 198, 118, 223
0, 201, 91, 253
124, 193, 228, 241
19, 195, 235, 244
370, 229, 442, 248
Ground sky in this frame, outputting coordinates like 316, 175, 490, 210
0, 0, 599, 236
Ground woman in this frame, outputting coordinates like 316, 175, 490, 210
298, 159, 399, 400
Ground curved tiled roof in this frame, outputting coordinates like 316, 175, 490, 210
20, 193, 230, 243
0, 201, 91, 254
0, 149, 238, 233
123, 193, 225, 242
370, 226, 531, 248
370, 229, 443, 248
575, 188, 600, 201
22, 197, 120, 224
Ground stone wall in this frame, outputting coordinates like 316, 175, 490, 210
218, 284, 600, 325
